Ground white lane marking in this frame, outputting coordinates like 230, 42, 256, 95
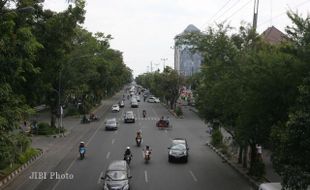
112, 139, 115, 144
98, 171, 104, 184
189, 170, 198, 182
106, 152, 110, 159
144, 170, 148, 183
52, 120, 103, 190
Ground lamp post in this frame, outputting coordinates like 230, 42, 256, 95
161, 58, 168, 71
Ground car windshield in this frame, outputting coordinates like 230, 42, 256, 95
126, 113, 133, 117
172, 140, 186, 146
106, 171, 127, 181
106, 120, 116, 125
171, 144, 186, 150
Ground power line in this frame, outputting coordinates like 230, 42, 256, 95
214, 0, 241, 23
201, 0, 234, 29
209, 0, 233, 21
258, 0, 310, 28
222, 0, 252, 23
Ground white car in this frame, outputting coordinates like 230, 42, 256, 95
111, 104, 120, 112
154, 97, 160, 103
148, 97, 160, 103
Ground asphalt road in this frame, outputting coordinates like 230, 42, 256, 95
3, 91, 254, 190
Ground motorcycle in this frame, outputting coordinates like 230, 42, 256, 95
79, 147, 86, 160
142, 110, 146, 118
136, 137, 142, 147
124, 154, 132, 165
144, 150, 151, 163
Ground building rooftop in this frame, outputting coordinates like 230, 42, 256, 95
183, 24, 200, 33
261, 26, 287, 45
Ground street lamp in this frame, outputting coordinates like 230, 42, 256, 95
161, 58, 168, 71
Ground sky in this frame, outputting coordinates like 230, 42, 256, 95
43, 0, 310, 77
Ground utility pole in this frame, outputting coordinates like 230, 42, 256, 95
161, 58, 167, 71
150, 61, 153, 72
253, 0, 259, 32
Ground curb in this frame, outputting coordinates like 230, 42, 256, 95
0, 149, 43, 189
52, 130, 71, 138
206, 142, 260, 189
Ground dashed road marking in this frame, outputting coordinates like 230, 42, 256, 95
52, 119, 103, 190
106, 152, 110, 159
98, 171, 104, 184
189, 170, 198, 182
144, 170, 148, 183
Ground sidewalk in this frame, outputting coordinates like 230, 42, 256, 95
185, 105, 281, 184
30, 94, 120, 151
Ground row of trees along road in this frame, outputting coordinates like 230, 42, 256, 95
0, 0, 132, 172
176, 12, 310, 190
135, 66, 185, 110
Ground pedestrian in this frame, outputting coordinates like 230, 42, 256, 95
256, 144, 262, 160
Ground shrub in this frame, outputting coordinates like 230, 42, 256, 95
36, 122, 54, 135
175, 106, 183, 116
65, 106, 79, 116
18, 148, 39, 164
211, 128, 223, 147
249, 159, 266, 179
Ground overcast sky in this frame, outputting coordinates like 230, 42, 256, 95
43, 0, 310, 77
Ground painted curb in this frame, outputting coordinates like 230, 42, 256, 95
206, 142, 259, 189
0, 149, 43, 189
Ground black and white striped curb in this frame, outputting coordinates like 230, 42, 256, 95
0, 149, 43, 189
206, 142, 259, 189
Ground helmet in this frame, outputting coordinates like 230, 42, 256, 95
146, 145, 149, 149
126, 146, 130, 150
80, 141, 85, 144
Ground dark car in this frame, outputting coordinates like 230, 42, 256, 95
168, 138, 189, 162
105, 118, 118, 131
101, 160, 132, 190
124, 111, 135, 123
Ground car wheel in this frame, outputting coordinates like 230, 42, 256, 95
184, 157, 188, 163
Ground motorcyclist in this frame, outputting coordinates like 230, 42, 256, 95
136, 130, 142, 140
89, 113, 97, 120
144, 145, 151, 160
124, 146, 132, 160
142, 110, 146, 118
79, 141, 86, 154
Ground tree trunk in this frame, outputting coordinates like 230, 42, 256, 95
50, 105, 57, 128
249, 143, 258, 174
242, 146, 248, 168
238, 146, 243, 164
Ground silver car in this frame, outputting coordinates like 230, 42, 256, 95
101, 160, 132, 190
105, 118, 118, 130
